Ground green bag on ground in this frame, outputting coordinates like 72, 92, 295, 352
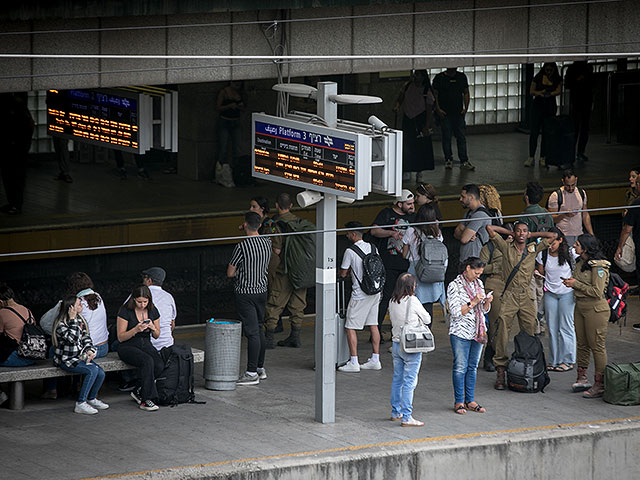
603, 362, 640, 406
278, 217, 316, 290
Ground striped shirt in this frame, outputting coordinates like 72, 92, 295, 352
230, 236, 272, 295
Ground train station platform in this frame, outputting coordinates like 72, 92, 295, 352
1, 304, 639, 480
1, 131, 639, 260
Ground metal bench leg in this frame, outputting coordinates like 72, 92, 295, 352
9, 381, 24, 410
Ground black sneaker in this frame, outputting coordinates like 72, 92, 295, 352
118, 381, 137, 392
139, 400, 159, 411
633, 323, 640, 332
130, 387, 142, 405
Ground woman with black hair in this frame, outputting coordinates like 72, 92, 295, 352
402, 203, 447, 317
249, 196, 276, 235
562, 234, 610, 398
52, 295, 108, 415
446, 257, 493, 415
116, 285, 163, 411
536, 227, 577, 372
526, 62, 562, 168
388, 273, 431, 427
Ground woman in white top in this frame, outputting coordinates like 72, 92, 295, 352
388, 273, 431, 427
535, 227, 577, 372
402, 203, 447, 317
446, 257, 493, 415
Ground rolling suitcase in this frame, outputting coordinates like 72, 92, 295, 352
542, 115, 575, 167
335, 277, 350, 368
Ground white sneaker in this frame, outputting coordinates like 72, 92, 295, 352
237, 372, 260, 385
338, 362, 360, 373
0, 391, 8, 406
257, 368, 267, 380
401, 416, 424, 427
444, 159, 453, 169
524, 156, 534, 167
360, 358, 382, 370
217, 164, 236, 188
74, 401, 98, 415
87, 398, 109, 410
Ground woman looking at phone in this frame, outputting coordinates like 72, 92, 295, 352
116, 285, 163, 411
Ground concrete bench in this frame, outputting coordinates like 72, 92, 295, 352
0, 348, 204, 410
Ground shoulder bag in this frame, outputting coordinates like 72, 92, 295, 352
5, 307, 49, 359
400, 298, 435, 354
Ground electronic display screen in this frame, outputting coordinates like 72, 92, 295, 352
253, 115, 359, 197
46, 89, 144, 153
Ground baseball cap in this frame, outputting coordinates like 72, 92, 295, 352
397, 189, 414, 203
142, 267, 166, 285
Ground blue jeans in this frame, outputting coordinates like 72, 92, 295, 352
0, 350, 36, 367
94, 342, 108, 359
58, 361, 105, 403
544, 291, 576, 366
450, 334, 483, 404
390, 342, 422, 422
440, 114, 468, 162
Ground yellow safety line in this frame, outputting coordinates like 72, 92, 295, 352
80, 416, 640, 479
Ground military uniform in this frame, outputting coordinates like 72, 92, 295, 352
572, 259, 610, 374
479, 241, 505, 366
264, 211, 307, 331
491, 235, 550, 367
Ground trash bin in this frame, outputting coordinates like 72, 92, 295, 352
204, 319, 242, 391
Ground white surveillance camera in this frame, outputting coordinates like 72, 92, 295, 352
337, 196, 355, 204
297, 190, 323, 208
368, 115, 388, 130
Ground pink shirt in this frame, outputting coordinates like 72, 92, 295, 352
547, 187, 587, 237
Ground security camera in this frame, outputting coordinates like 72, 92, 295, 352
297, 190, 323, 208
368, 115, 388, 130
337, 196, 355, 204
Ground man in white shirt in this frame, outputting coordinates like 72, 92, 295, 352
338, 221, 382, 373
142, 267, 177, 351
547, 169, 594, 246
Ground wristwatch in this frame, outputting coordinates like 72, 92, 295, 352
467, 301, 472, 308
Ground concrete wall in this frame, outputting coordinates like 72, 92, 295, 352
103, 420, 640, 480
1, 0, 638, 92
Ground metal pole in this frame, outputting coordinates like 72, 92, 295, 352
315, 81, 338, 423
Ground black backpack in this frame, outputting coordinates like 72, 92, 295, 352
476, 206, 503, 227
156, 344, 204, 406
506, 330, 550, 393
606, 272, 629, 324
546, 188, 586, 210
348, 243, 386, 295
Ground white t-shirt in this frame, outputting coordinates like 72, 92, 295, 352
341, 239, 374, 301
149, 285, 177, 350
81, 295, 109, 345
536, 249, 578, 295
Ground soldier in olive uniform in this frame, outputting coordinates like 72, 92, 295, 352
479, 236, 505, 372
486, 223, 558, 390
562, 234, 610, 398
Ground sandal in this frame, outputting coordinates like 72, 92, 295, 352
547, 365, 561, 372
465, 402, 486, 413
454, 403, 467, 415
556, 364, 572, 372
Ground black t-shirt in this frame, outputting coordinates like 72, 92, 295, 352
624, 198, 640, 244
433, 71, 469, 115
117, 305, 160, 344
532, 72, 562, 107
565, 62, 593, 101
372, 207, 414, 270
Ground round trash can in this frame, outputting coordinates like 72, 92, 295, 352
204, 319, 242, 391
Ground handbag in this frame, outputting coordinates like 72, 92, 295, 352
5, 307, 49, 360
400, 298, 435, 354
614, 236, 636, 273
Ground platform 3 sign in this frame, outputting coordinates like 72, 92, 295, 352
252, 113, 371, 199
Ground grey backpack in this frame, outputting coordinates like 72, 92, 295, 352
415, 236, 448, 283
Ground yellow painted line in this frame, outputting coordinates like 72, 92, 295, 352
80, 416, 640, 480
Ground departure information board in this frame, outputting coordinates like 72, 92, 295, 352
252, 113, 370, 199
47, 89, 151, 154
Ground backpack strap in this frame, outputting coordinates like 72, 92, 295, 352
542, 249, 548, 267
3, 306, 34, 325
502, 250, 528, 296
347, 244, 367, 288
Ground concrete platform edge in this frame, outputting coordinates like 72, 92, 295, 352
85, 417, 640, 480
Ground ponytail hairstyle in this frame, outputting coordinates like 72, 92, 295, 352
577, 234, 607, 271
67, 272, 101, 311
459, 256, 486, 275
